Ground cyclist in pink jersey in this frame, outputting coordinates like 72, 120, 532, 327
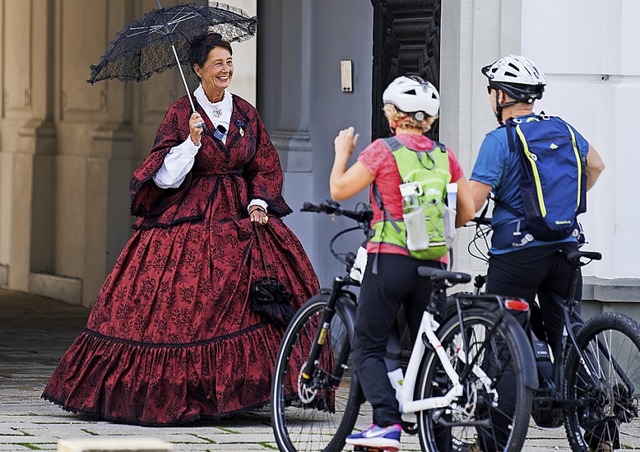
330, 75, 474, 450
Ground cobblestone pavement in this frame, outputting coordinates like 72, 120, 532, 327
0, 289, 574, 451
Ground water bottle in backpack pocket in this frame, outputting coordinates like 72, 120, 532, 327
400, 182, 430, 251
444, 183, 457, 247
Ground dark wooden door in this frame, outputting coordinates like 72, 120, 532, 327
371, 0, 441, 140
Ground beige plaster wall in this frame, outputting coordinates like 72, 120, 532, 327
0, 0, 257, 306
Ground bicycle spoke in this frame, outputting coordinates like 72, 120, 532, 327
271, 296, 361, 451
417, 309, 532, 452
564, 312, 640, 451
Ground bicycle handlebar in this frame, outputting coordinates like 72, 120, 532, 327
466, 215, 601, 270
301, 200, 372, 224
301, 200, 372, 276
466, 217, 491, 226
471, 216, 492, 226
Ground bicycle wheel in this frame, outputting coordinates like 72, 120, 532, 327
563, 312, 640, 452
270, 293, 361, 451
416, 307, 533, 452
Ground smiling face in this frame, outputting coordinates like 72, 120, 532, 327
194, 46, 234, 103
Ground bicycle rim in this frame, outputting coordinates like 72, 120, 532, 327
270, 295, 360, 452
416, 308, 532, 452
563, 312, 640, 451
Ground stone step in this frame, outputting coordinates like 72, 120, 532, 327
57, 437, 172, 452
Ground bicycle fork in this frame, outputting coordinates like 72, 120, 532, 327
300, 277, 353, 386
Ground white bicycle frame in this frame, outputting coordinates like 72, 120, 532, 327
351, 248, 497, 420
390, 309, 497, 421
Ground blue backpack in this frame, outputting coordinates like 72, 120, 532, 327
498, 115, 587, 242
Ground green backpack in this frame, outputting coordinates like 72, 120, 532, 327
371, 136, 453, 260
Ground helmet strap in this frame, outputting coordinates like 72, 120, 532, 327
494, 90, 502, 125
494, 89, 518, 125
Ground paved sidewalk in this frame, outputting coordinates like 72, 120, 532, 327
0, 289, 572, 451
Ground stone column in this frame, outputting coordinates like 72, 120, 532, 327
0, 0, 57, 291
439, 0, 522, 276
258, 0, 312, 173
255, 0, 317, 267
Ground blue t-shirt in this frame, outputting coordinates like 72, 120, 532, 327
470, 114, 590, 254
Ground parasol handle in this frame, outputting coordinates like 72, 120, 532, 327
170, 44, 198, 115
159, 0, 199, 120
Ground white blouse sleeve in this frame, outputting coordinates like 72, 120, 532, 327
248, 199, 268, 211
153, 138, 201, 189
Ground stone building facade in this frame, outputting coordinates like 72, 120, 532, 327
0, 0, 638, 315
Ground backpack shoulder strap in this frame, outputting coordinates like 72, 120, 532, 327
431, 140, 447, 153
496, 118, 526, 218
383, 135, 446, 154
490, 192, 521, 218
372, 137, 402, 233
505, 117, 520, 155
381, 136, 404, 152
371, 137, 404, 275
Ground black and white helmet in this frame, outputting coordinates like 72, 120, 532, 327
382, 75, 440, 120
482, 55, 546, 103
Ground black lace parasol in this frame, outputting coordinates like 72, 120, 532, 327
87, 1, 257, 113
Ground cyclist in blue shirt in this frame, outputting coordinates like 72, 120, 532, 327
473, 122, 590, 253
469, 55, 606, 451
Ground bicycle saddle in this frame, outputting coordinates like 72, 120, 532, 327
562, 249, 602, 263
417, 266, 471, 284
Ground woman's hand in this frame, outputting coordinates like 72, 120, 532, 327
189, 112, 204, 145
329, 127, 373, 201
334, 126, 359, 160
249, 205, 269, 225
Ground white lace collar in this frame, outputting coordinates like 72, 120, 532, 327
194, 84, 233, 131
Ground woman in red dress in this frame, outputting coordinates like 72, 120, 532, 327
42, 32, 319, 426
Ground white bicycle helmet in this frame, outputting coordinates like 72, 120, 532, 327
482, 55, 546, 103
382, 75, 440, 120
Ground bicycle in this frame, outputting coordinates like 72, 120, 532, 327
466, 217, 640, 451
270, 200, 537, 452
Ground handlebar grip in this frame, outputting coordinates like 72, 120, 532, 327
301, 202, 320, 212
301, 200, 341, 215
300, 200, 372, 223
472, 216, 492, 226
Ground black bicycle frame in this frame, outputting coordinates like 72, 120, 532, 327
300, 276, 357, 385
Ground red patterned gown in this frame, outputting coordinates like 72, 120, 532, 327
42, 94, 319, 426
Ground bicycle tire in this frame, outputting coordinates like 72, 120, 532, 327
416, 307, 533, 452
270, 293, 361, 452
563, 312, 640, 452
